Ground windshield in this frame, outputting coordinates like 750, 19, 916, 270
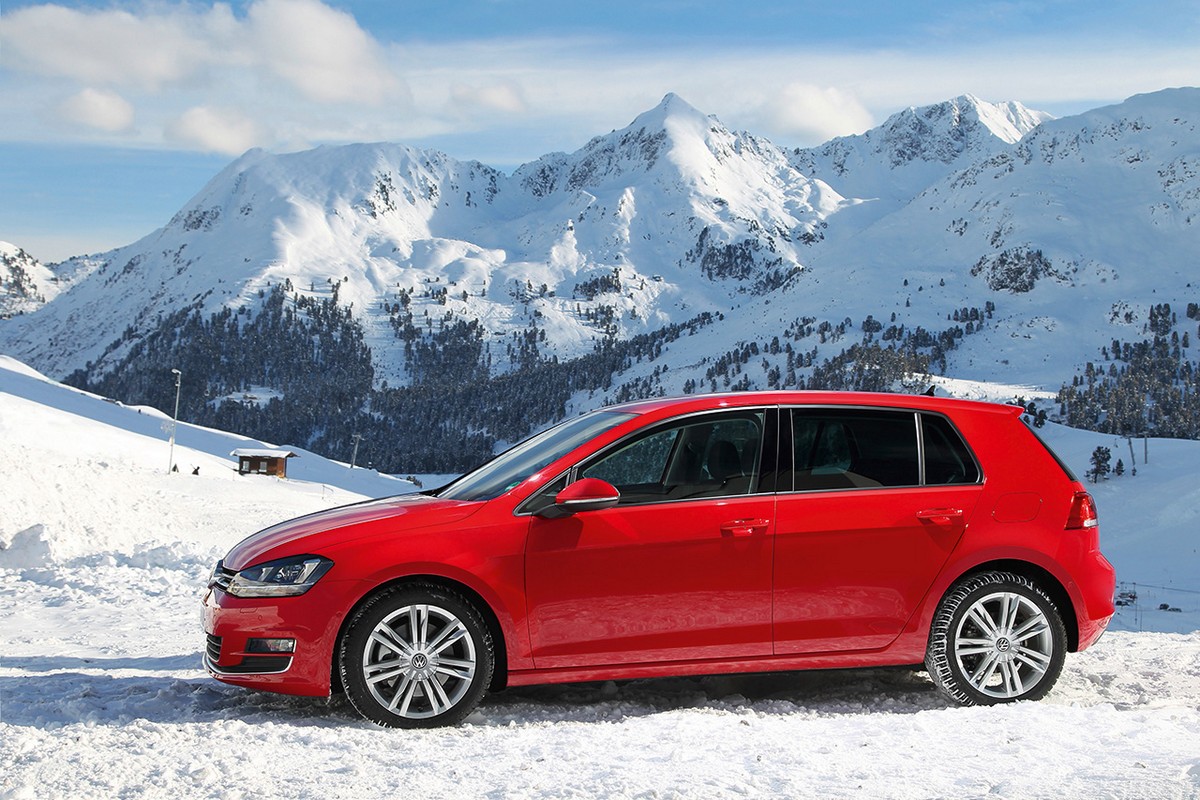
437, 410, 638, 502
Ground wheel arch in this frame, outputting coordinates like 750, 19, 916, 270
331, 574, 510, 693
954, 559, 1080, 652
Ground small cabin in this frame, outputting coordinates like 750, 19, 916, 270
231, 448, 297, 478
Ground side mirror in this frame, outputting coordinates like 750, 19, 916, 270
541, 478, 620, 517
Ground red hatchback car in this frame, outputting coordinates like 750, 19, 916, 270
203, 392, 1115, 727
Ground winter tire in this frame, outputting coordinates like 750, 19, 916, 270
339, 584, 494, 728
926, 570, 1066, 705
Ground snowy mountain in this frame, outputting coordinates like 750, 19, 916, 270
805, 88, 1200, 389
789, 94, 1052, 226
0, 88, 1197, 472
0, 93, 842, 383
0, 242, 60, 318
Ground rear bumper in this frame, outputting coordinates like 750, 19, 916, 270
1074, 549, 1116, 651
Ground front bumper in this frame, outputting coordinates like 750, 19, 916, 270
202, 581, 355, 697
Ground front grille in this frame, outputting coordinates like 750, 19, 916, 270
219, 656, 292, 674
205, 634, 222, 664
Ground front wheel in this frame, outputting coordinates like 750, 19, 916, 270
926, 571, 1066, 705
339, 584, 494, 727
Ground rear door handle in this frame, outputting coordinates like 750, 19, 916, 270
916, 508, 964, 525
720, 518, 770, 537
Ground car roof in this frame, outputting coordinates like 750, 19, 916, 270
605, 390, 1024, 419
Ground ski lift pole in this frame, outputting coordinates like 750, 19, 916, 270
167, 368, 182, 474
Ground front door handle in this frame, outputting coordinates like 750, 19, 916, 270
720, 518, 770, 537
916, 508, 964, 525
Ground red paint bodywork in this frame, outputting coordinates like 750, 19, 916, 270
203, 391, 1115, 697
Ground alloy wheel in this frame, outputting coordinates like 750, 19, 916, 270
360, 602, 479, 720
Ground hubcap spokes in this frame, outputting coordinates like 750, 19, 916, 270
954, 591, 1052, 699
362, 603, 477, 719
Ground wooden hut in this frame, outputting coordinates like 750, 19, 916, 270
231, 448, 297, 478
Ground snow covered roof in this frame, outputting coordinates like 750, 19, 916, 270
230, 448, 297, 459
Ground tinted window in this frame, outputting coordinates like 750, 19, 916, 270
580, 411, 765, 504
789, 409, 919, 490
922, 414, 981, 484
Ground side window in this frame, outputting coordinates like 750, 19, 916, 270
922, 414, 981, 484
580, 411, 765, 504
789, 409, 919, 490
584, 428, 677, 488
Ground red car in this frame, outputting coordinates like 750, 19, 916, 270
203, 392, 1115, 727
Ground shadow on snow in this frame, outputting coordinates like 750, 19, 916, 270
1, 657, 947, 729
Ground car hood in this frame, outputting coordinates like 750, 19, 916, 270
222, 493, 482, 571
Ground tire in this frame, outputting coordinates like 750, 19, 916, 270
339, 584, 494, 728
925, 571, 1066, 706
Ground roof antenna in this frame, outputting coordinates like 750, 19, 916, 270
923, 385, 937, 396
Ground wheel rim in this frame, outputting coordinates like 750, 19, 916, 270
361, 603, 477, 719
953, 591, 1054, 699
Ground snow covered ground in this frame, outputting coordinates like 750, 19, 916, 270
2, 358, 1199, 799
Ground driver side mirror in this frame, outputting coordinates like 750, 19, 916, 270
538, 477, 620, 517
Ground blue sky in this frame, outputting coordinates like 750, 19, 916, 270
2, 0, 1198, 261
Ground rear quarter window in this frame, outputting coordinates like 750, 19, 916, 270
921, 413, 982, 485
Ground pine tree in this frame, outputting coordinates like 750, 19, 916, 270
1089, 446, 1112, 483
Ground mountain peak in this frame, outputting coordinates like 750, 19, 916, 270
658, 92, 703, 115
879, 95, 1050, 150
951, 94, 1053, 144
514, 92, 737, 195
627, 92, 713, 131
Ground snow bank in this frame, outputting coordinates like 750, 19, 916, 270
0, 524, 53, 569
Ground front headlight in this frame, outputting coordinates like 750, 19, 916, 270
225, 555, 334, 598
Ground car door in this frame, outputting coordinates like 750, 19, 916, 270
773, 408, 983, 655
524, 408, 777, 668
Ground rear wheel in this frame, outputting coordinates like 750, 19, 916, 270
926, 571, 1066, 705
339, 584, 494, 728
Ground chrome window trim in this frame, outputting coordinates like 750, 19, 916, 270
915, 411, 927, 486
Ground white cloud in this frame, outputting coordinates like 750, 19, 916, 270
0, 0, 404, 105
757, 84, 875, 144
166, 107, 262, 155
1, 3, 1197, 161
0, 3, 229, 90
244, 0, 406, 105
57, 88, 135, 133
450, 82, 527, 116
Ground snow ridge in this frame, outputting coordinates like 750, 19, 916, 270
788, 94, 1051, 212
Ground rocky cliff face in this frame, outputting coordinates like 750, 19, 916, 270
0, 243, 59, 319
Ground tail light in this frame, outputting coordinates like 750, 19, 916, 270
1066, 491, 1099, 530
